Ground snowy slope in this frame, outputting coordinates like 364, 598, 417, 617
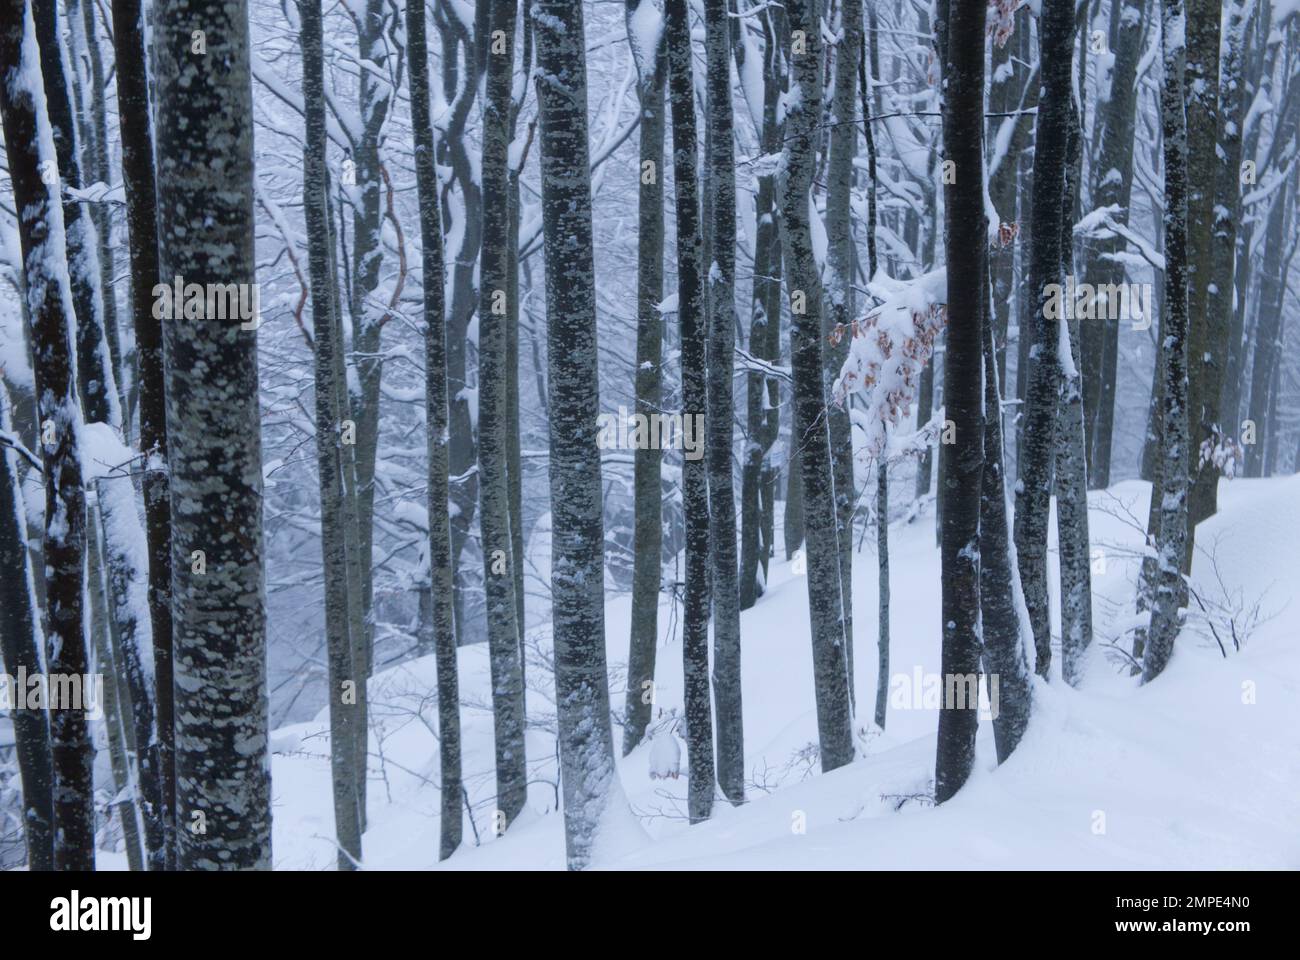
268, 475, 1300, 870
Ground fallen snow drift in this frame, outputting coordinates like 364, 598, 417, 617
263, 475, 1299, 870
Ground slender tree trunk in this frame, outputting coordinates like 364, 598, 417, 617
623, 0, 667, 756
665, 0, 715, 824
703, 0, 744, 806
111, 0, 176, 870
1245, 182, 1290, 478
479, 0, 528, 827
738, 5, 785, 611
1013, 0, 1077, 680
1055, 103, 1093, 685
0, 0, 94, 870
824, 0, 862, 707
1081, 0, 1145, 489
778, 0, 854, 773
1182, 0, 1223, 563
408, 0, 462, 861
1143, 0, 1191, 683
534, 0, 619, 869
0, 386, 54, 870
88, 508, 144, 871
32, 0, 119, 430
154, 0, 271, 869
979, 292, 1034, 762
934, 0, 985, 804
303, 0, 362, 871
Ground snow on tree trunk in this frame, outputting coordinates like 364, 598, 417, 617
623, 0, 667, 757
111, 0, 177, 870
934, 0, 985, 804
154, 0, 270, 869
1142, 0, 1191, 684
777, 0, 854, 774
1055, 103, 1093, 686
408, 0, 463, 862
0, 0, 94, 871
703, 0, 744, 807
665, 0, 715, 824
0, 386, 54, 870
533, 0, 620, 869
979, 299, 1033, 762
737, 4, 784, 612
1013, 0, 1077, 680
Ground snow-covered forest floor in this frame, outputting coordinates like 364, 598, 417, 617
123, 474, 1296, 871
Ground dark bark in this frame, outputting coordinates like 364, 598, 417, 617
534, 0, 618, 869
408, 0, 462, 861
0, 388, 53, 870
704, 0, 744, 806
31, 0, 119, 429
1142, 0, 1191, 683
154, 0, 270, 869
1183, 0, 1224, 560
979, 293, 1034, 762
824, 0, 862, 706
111, 0, 176, 871
665, 0, 715, 823
934, 0, 985, 804
623, 0, 667, 757
1056, 101, 1093, 685
303, 0, 362, 871
1013, 0, 1076, 680
479, 0, 528, 827
738, 3, 785, 611
0, 2, 94, 871
1081, 0, 1145, 488
778, 0, 854, 774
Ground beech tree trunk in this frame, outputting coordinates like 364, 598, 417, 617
154, 0, 271, 870
665, 0, 715, 824
534, 0, 619, 869
408, 0, 462, 861
0, 0, 94, 870
778, 0, 854, 774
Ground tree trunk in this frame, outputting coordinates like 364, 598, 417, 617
824, 0, 862, 709
665, 0, 715, 824
111, 0, 177, 870
408, 0, 462, 861
154, 0, 271, 869
778, 0, 854, 774
1142, 0, 1191, 683
1013, 0, 1076, 680
1182, 0, 1223, 562
738, 4, 785, 610
623, 0, 667, 756
0, 0, 94, 870
703, 0, 744, 806
979, 292, 1034, 762
0, 386, 54, 870
934, 0, 986, 804
1081, 0, 1145, 489
534, 0, 619, 869
479, 0, 528, 828
303, 0, 362, 871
